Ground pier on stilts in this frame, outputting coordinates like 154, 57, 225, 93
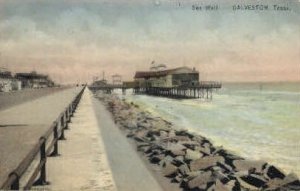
89, 85, 127, 95
89, 66, 222, 99
89, 81, 221, 100
133, 82, 221, 99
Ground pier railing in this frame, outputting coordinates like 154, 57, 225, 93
0, 86, 86, 190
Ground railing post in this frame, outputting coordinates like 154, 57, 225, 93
34, 137, 48, 186
58, 116, 66, 140
66, 108, 70, 123
68, 105, 72, 121
64, 110, 69, 130
70, 104, 74, 117
9, 172, 19, 190
49, 122, 59, 157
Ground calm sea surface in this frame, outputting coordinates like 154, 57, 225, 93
119, 82, 300, 176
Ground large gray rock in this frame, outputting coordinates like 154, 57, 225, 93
168, 130, 176, 137
178, 163, 190, 175
186, 170, 204, 179
216, 161, 233, 173
136, 142, 150, 152
159, 155, 174, 167
195, 145, 211, 155
165, 143, 186, 157
172, 174, 183, 183
163, 163, 178, 177
237, 176, 260, 190
265, 172, 300, 190
212, 169, 230, 183
134, 130, 148, 142
137, 121, 151, 129
281, 173, 300, 186
192, 135, 205, 143
181, 140, 200, 147
152, 120, 170, 131
162, 136, 191, 142
207, 179, 230, 191
150, 154, 164, 164
233, 160, 267, 173
187, 171, 213, 189
234, 170, 250, 177
146, 130, 160, 138
225, 180, 239, 190
264, 178, 284, 190
265, 165, 286, 179
159, 130, 168, 139
185, 149, 203, 160
237, 174, 267, 190
190, 156, 225, 171
174, 136, 191, 142
170, 149, 185, 157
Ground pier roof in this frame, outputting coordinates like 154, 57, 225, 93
134, 66, 198, 79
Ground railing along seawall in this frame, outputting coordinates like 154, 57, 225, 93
0, 86, 86, 190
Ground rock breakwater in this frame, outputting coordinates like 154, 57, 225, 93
95, 93, 300, 191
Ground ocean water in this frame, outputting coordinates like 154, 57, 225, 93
118, 82, 300, 176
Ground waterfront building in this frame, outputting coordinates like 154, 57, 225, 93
15, 71, 54, 89
91, 79, 107, 87
134, 66, 199, 88
0, 70, 21, 92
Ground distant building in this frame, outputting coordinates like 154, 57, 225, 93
91, 79, 107, 87
134, 66, 199, 88
15, 71, 54, 89
123, 81, 138, 88
0, 71, 21, 92
112, 74, 122, 85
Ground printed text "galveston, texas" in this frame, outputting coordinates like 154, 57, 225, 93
233, 4, 291, 11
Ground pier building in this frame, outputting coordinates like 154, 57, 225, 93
89, 66, 221, 99
132, 66, 221, 99
134, 66, 199, 88
112, 74, 122, 85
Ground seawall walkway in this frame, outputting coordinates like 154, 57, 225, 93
0, 87, 82, 185
43, 90, 117, 191
42, 89, 163, 191
1, 88, 164, 190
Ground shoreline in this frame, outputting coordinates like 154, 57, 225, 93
94, 92, 300, 191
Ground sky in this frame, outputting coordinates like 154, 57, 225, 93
0, 0, 299, 84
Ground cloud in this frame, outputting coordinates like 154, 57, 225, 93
0, 1, 299, 83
